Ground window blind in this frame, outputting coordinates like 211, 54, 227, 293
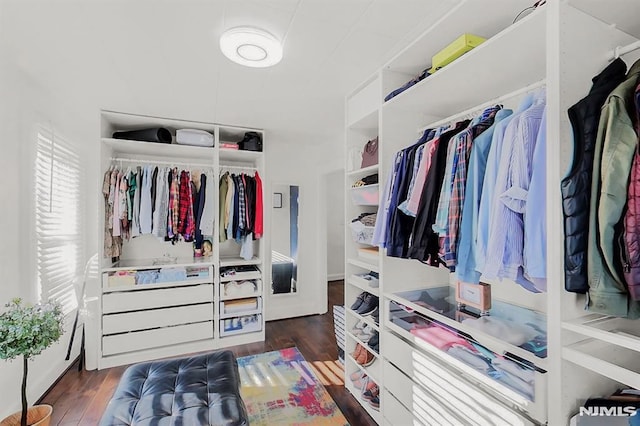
35, 127, 83, 315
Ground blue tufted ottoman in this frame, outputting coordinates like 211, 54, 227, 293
100, 350, 248, 426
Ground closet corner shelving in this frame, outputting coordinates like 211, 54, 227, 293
94, 110, 266, 369
342, 0, 640, 424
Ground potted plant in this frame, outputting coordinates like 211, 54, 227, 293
0, 298, 64, 426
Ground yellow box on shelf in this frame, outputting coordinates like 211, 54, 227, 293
429, 33, 486, 73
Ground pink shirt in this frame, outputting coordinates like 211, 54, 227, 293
406, 138, 440, 215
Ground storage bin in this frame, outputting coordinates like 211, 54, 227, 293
349, 220, 375, 244
350, 184, 379, 205
430, 33, 486, 73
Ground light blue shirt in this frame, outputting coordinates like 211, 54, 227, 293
484, 91, 546, 292
524, 107, 547, 291
476, 93, 536, 272
397, 143, 426, 216
456, 109, 513, 283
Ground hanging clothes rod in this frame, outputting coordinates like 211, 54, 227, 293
109, 157, 213, 169
220, 165, 258, 171
417, 79, 547, 133
609, 39, 640, 60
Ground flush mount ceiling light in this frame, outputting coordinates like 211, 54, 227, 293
220, 26, 283, 68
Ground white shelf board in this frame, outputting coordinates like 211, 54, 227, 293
383, 6, 546, 117
563, 338, 640, 390
347, 257, 379, 274
346, 308, 380, 332
103, 257, 213, 272
384, 290, 547, 368
219, 257, 262, 267
347, 109, 379, 132
220, 292, 262, 302
219, 149, 262, 164
385, 0, 537, 74
103, 278, 212, 293
563, 314, 640, 354
346, 164, 379, 178
102, 138, 215, 160
346, 276, 380, 297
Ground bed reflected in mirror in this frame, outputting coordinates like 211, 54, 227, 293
271, 184, 299, 294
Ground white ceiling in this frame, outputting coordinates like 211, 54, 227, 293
0, 0, 458, 141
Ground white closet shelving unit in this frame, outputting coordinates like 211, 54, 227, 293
94, 111, 266, 369
344, 1, 640, 424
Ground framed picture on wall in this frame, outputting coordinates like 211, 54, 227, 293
273, 192, 282, 208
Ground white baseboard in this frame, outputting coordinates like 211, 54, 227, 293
327, 273, 344, 281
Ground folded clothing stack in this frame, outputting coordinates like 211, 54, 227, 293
384, 68, 431, 102
352, 212, 377, 227
224, 280, 259, 297
135, 267, 188, 284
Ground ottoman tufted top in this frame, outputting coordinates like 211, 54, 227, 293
100, 350, 248, 426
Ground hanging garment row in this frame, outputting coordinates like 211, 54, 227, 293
563, 57, 640, 318
218, 171, 264, 261
373, 88, 547, 293
103, 164, 215, 260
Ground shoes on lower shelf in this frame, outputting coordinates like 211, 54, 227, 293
349, 369, 366, 382
362, 384, 379, 402
369, 306, 379, 324
368, 395, 380, 410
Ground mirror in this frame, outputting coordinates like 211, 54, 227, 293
271, 184, 299, 294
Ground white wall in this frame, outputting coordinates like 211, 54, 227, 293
326, 169, 345, 281
0, 59, 88, 418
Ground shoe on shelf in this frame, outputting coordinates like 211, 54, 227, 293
369, 306, 379, 324
354, 325, 373, 342
360, 349, 376, 367
350, 370, 366, 382
368, 395, 380, 410
362, 377, 376, 393
367, 331, 379, 347
362, 384, 379, 401
352, 375, 369, 390
351, 320, 366, 332
350, 292, 367, 311
356, 293, 379, 315
352, 343, 363, 361
370, 342, 379, 354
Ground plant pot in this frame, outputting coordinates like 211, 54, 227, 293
0, 405, 53, 426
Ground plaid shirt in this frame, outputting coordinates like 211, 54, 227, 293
168, 168, 180, 238
236, 175, 246, 240
444, 106, 500, 268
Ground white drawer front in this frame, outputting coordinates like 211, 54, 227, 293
102, 321, 213, 356
103, 284, 212, 314
384, 391, 422, 426
103, 303, 213, 334
383, 330, 536, 426
383, 360, 463, 426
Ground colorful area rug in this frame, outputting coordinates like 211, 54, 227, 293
237, 347, 349, 425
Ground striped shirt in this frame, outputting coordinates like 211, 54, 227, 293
476, 94, 535, 272
444, 106, 500, 268
483, 92, 546, 291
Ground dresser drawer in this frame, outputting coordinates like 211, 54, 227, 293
383, 330, 538, 425
102, 321, 213, 356
102, 283, 213, 314
103, 303, 213, 334
383, 390, 422, 426
383, 360, 464, 425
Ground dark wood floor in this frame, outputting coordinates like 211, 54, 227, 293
40, 281, 375, 425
